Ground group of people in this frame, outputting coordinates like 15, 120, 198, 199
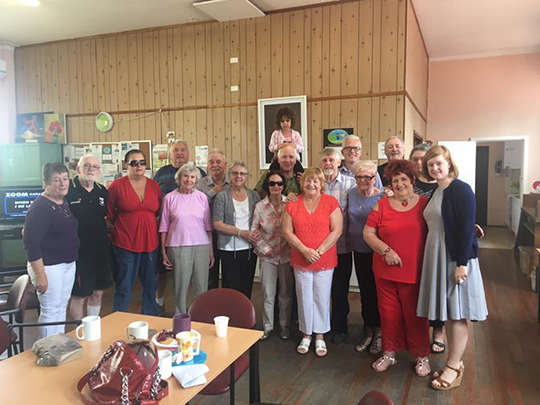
22, 123, 488, 391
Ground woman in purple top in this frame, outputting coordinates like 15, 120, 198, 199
23, 163, 80, 338
159, 163, 214, 314
347, 161, 384, 354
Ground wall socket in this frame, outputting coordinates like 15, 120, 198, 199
231, 85, 239, 92
166, 131, 175, 138
230, 57, 238, 64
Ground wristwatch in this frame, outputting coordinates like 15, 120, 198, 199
381, 247, 391, 258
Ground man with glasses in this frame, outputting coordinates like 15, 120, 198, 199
66, 155, 112, 320
153, 140, 207, 315
318, 148, 356, 345
340, 135, 383, 189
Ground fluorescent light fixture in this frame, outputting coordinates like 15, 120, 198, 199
18, 0, 41, 7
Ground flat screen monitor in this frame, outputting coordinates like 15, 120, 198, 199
0, 186, 43, 223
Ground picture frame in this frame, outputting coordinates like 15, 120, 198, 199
258, 95, 308, 170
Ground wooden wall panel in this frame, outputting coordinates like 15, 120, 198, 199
14, 0, 425, 185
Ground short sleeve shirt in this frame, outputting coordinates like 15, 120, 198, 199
66, 176, 109, 256
285, 194, 340, 272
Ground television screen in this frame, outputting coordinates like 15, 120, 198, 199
0, 186, 43, 223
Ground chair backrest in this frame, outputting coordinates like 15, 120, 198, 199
188, 288, 256, 329
0, 317, 10, 357
358, 390, 394, 405
7, 275, 31, 323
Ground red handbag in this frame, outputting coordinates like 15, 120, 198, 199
77, 340, 169, 405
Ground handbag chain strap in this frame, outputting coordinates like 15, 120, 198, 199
91, 345, 114, 374
150, 368, 161, 400
120, 368, 133, 405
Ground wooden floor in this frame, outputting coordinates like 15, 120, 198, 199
11, 248, 540, 404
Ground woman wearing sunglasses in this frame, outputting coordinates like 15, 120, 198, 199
213, 162, 261, 298
347, 161, 384, 354
251, 171, 294, 340
107, 149, 162, 315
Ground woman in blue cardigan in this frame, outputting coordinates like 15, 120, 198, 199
417, 145, 488, 391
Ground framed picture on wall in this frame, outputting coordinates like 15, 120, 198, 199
258, 95, 308, 170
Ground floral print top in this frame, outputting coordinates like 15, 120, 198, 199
251, 196, 290, 265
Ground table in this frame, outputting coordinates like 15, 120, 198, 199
0, 312, 263, 404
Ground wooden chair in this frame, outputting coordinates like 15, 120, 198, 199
188, 288, 257, 405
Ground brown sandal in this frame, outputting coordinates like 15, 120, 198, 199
431, 363, 464, 390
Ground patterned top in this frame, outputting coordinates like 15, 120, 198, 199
251, 196, 290, 265
414, 179, 438, 198
268, 129, 304, 161
366, 196, 428, 284
285, 194, 340, 272
255, 172, 300, 196
324, 173, 356, 254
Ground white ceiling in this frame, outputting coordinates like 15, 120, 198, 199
412, 0, 540, 61
0, 0, 538, 61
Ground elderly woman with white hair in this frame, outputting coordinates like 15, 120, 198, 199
159, 163, 214, 314
213, 162, 261, 298
347, 160, 384, 354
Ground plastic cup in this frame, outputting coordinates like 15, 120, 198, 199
214, 316, 229, 337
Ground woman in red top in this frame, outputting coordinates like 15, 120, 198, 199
363, 160, 430, 376
283, 167, 342, 357
107, 150, 162, 315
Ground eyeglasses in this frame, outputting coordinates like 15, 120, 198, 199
128, 160, 146, 167
231, 171, 248, 177
82, 163, 101, 171
342, 146, 362, 153
268, 181, 284, 187
355, 175, 375, 181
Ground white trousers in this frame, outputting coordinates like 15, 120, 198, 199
294, 268, 334, 335
28, 261, 76, 339
260, 261, 294, 332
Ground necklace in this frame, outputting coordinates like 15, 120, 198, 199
51, 200, 74, 221
396, 194, 415, 207
181, 191, 194, 210
357, 188, 374, 210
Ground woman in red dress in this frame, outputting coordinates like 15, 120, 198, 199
363, 160, 430, 376
282, 167, 342, 357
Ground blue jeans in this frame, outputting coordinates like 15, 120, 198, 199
112, 246, 158, 316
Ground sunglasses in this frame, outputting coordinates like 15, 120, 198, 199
128, 160, 146, 167
355, 175, 375, 181
268, 181, 284, 187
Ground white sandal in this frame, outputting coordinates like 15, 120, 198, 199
371, 354, 397, 372
315, 339, 327, 357
297, 337, 311, 355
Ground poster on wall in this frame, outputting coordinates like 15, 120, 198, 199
16, 112, 66, 143
195, 145, 208, 167
323, 128, 353, 154
153, 144, 169, 172
258, 95, 308, 170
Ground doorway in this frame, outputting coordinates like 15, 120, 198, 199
475, 146, 489, 226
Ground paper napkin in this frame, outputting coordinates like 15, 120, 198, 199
172, 364, 210, 388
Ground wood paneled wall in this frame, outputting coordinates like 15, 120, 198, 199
14, 0, 425, 185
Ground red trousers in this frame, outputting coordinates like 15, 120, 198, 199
375, 276, 430, 357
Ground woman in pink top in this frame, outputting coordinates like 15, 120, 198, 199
159, 163, 214, 314
283, 167, 342, 357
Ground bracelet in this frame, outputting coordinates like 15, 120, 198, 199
237, 229, 242, 238
316, 248, 321, 255
381, 247, 391, 258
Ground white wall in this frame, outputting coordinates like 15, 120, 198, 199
0, 43, 16, 144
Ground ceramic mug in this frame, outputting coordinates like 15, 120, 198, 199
172, 313, 191, 335
158, 350, 172, 379
75, 315, 101, 341
127, 321, 149, 340
176, 330, 201, 363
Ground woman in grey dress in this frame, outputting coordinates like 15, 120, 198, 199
417, 145, 488, 391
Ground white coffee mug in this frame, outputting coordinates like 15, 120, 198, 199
75, 316, 101, 341
158, 350, 172, 379
127, 321, 149, 340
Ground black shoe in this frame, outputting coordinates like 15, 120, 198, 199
332, 333, 346, 345
157, 304, 166, 317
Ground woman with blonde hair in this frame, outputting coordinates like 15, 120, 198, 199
417, 145, 488, 390
282, 167, 342, 357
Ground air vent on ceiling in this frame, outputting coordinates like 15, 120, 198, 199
193, 0, 265, 22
